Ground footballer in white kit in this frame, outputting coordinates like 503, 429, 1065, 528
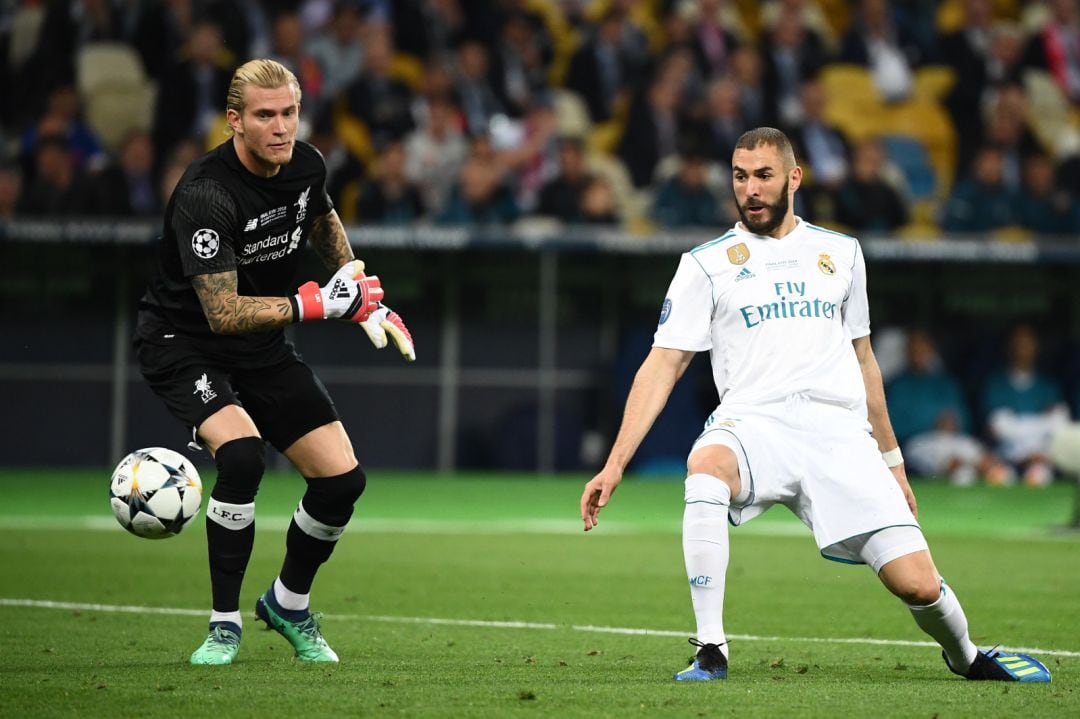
580, 128, 1051, 685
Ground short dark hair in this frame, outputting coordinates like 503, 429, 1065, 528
734, 127, 796, 170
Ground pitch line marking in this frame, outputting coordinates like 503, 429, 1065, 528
2, 597, 1078, 659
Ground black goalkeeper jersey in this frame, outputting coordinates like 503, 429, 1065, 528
136, 139, 333, 357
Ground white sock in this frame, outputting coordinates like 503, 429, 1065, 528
210, 610, 242, 629
683, 473, 732, 658
907, 579, 978, 671
274, 576, 310, 612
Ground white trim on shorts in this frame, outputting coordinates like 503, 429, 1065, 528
822, 525, 929, 573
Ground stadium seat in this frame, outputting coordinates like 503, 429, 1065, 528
884, 100, 957, 194
913, 66, 957, 103
820, 64, 881, 108
1023, 69, 1080, 157
77, 42, 156, 151
551, 89, 592, 139
880, 135, 937, 199
585, 152, 640, 222
77, 42, 146, 96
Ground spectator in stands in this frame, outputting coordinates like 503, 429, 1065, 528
651, 148, 724, 228
729, 45, 767, 128
941, 145, 1020, 233
834, 137, 908, 233
979, 83, 1042, 191
392, 0, 470, 60
0, 162, 21, 222
405, 96, 468, 216
679, 0, 744, 80
453, 39, 505, 137
566, 7, 644, 124
437, 134, 519, 225
18, 135, 97, 216
20, 85, 105, 175
840, 0, 924, 103
1016, 152, 1080, 235
982, 324, 1069, 486
786, 78, 849, 191
698, 77, 748, 163
761, 4, 828, 126
342, 23, 415, 149
95, 129, 160, 217
941, 0, 995, 164
269, 12, 323, 122
618, 65, 684, 188
537, 135, 592, 222
578, 176, 621, 225
309, 0, 368, 107
761, 0, 837, 52
1023, 0, 1080, 103
489, 11, 554, 118
152, 20, 233, 159
887, 329, 1011, 486
356, 140, 425, 225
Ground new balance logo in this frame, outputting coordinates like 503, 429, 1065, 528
328, 279, 350, 300
244, 218, 258, 231
735, 267, 755, 282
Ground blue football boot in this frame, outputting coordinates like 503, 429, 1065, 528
674, 638, 728, 681
945, 648, 1051, 683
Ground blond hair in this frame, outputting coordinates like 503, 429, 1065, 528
226, 58, 301, 115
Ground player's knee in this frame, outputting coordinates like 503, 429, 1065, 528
892, 574, 942, 606
302, 464, 367, 524
687, 446, 740, 485
212, 436, 266, 503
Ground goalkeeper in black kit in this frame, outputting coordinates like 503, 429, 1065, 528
134, 59, 414, 665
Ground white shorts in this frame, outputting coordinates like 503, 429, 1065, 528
689, 395, 921, 565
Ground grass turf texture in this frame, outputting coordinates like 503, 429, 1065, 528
0, 470, 1077, 718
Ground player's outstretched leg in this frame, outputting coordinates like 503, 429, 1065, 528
674, 638, 728, 681
944, 648, 1052, 683
190, 622, 242, 665
255, 584, 338, 662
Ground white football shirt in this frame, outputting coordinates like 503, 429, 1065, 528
653, 218, 871, 412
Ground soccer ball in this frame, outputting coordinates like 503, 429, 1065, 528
109, 447, 203, 539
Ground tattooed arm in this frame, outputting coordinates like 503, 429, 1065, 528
309, 210, 356, 272
192, 270, 295, 334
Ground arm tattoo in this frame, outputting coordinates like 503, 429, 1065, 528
192, 271, 293, 334
310, 211, 355, 271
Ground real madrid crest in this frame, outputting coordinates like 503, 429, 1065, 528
817, 252, 836, 275
727, 243, 750, 265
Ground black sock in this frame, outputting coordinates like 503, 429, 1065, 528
206, 437, 265, 612
279, 465, 366, 594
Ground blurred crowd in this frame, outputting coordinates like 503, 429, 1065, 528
884, 324, 1072, 487
2, 0, 1080, 236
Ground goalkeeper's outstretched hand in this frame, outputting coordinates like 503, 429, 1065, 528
294, 260, 383, 323
360, 304, 416, 362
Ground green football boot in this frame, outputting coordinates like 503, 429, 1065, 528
189, 623, 241, 665
255, 589, 339, 662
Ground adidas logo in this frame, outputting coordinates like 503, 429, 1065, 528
735, 267, 755, 282
328, 279, 351, 300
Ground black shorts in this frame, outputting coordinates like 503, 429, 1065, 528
134, 335, 340, 452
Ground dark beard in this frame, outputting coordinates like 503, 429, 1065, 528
737, 178, 790, 235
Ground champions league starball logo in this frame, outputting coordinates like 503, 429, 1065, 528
191, 228, 220, 259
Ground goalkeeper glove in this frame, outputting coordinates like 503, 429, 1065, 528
360, 304, 416, 362
294, 260, 383, 323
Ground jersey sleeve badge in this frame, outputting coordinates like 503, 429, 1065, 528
191, 229, 220, 259
727, 243, 750, 265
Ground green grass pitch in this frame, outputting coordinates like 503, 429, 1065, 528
1, 469, 1077, 718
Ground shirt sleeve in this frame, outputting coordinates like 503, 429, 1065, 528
842, 240, 871, 339
171, 178, 240, 277
652, 253, 714, 352
309, 145, 334, 216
